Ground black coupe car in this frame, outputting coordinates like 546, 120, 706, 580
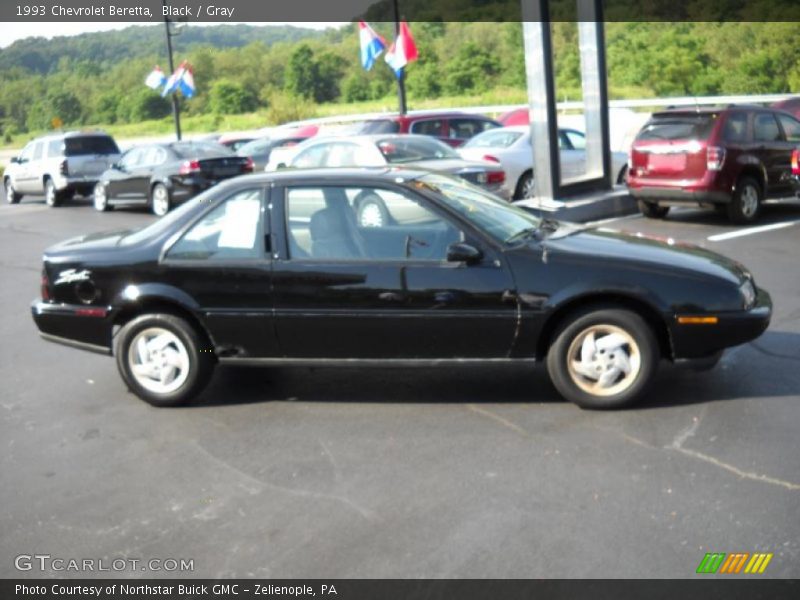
32, 168, 771, 409
92, 141, 254, 216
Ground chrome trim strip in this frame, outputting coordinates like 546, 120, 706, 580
39, 333, 111, 356
218, 357, 535, 367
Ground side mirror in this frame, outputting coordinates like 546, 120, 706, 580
447, 242, 482, 265
9, 156, 20, 164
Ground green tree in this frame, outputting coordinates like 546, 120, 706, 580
208, 80, 258, 115
284, 44, 319, 101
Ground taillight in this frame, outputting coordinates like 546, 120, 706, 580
791, 149, 800, 175
40, 270, 50, 301
178, 159, 201, 175
487, 170, 505, 184
707, 146, 725, 171
482, 154, 500, 163
243, 157, 255, 173
59, 159, 68, 176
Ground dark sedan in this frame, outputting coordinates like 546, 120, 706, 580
32, 168, 771, 409
236, 135, 309, 171
93, 141, 254, 216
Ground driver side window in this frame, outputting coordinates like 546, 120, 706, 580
284, 185, 463, 262
166, 189, 264, 261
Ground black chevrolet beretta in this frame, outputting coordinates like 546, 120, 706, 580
32, 168, 771, 409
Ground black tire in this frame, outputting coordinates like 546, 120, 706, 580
637, 200, 669, 219
546, 307, 659, 409
44, 177, 62, 207
616, 165, 628, 185
727, 176, 761, 224
355, 192, 390, 228
514, 170, 534, 200
151, 183, 171, 217
115, 313, 215, 407
4, 178, 21, 204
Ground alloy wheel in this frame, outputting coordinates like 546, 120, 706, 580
565, 324, 642, 397
740, 184, 759, 218
127, 327, 191, 395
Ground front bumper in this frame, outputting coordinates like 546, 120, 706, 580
669, 288, 772, 359
31, 300, 112, 355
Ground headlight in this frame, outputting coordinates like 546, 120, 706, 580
739, 279, 756, 309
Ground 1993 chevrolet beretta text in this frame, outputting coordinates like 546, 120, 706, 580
31, 168, 771, 409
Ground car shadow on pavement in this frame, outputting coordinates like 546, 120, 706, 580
188, 330, 799, 410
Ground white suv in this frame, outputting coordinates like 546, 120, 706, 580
4, 131, 121, 207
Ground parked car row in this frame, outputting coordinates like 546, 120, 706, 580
6, 102, 800, 224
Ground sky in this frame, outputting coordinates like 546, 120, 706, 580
0, 22, 348, 48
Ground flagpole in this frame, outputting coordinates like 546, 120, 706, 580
162, 0, 182, 141
392, 0, 408, 115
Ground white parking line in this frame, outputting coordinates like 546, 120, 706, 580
707, 219, 800, 242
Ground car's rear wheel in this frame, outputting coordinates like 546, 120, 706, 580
115, 313, 214, 407
637, 200, 669, 219
728, 177, 761, 224
151, 183, 171, 217
93, 182, 112, 212
515, 170, 534, 200
44, 178, 62, 207
546, 307, 659, 409
4, 178, 21, 204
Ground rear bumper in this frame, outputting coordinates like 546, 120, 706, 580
628, 185, 730, 205
54, 175, 100, 192
669, 288, 772, 359
31, 300, 112, 354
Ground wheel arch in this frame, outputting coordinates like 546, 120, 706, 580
535, 293, 673, 362
735, 165, 766, 197
111, 291, 214, 354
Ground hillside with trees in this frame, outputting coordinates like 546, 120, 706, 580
1, 22, 799, 142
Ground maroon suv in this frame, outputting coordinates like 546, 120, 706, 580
627, 105, 800, 223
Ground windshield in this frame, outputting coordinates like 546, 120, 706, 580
415, 173, 542, 244
64, 136, 119, 156
638, 114, 718, 141
171, 142, 233, 159
238, 138, 272, 155
463, 130, 523, 149
377, 137, 459, 163
357, 119, 401, 134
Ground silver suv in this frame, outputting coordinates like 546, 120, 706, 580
4, 131, 121, 207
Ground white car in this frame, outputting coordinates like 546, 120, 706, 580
458, 125, 628, 200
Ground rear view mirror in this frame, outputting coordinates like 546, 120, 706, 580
446, 242, 482, 265
10, 156, 20, 164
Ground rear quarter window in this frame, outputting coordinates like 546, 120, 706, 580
637, 114, 717, 141
64, 136, 120, 156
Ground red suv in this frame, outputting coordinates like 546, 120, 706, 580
627, 105, 800, 223
354, 111, 500, 147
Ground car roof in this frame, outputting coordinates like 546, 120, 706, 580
34, 130, 113, 141
307, 134, 451, 145
366, 111, 495, 120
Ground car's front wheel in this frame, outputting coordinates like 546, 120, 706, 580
546, 307, 659, 409
93, 183, 112, 212
115, 313, 215, 407
637, 200, 669, 219
4, 178, 21, 204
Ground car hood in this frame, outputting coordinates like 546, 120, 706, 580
544, 226, 749, 285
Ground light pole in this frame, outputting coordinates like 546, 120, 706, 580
162, 0, 182, 140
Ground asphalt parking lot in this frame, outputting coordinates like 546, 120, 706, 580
1, 193, 798, 579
